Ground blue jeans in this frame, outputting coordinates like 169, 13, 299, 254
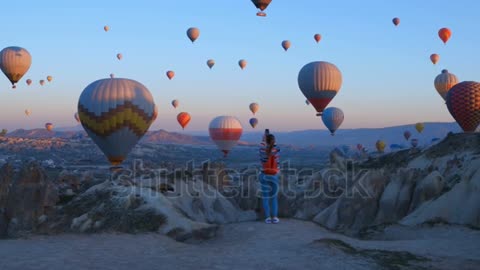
260, 173, 279, 219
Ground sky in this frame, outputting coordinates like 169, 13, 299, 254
0, 0, 479, 132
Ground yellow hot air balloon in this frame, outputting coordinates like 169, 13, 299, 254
0, 46, 32, 89
376, 140, 386, 153
187, 27, 200, 43
78, 78, 156, 166
415, 123, 424, 133
47, 75, 53, 82
434, 69, 458, 101
249, 103, 259, 115
239, 59, 247, 70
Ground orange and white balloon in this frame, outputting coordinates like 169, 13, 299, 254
209, 116, 243, 157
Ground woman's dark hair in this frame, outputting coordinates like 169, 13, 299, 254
265, 134, 276, 155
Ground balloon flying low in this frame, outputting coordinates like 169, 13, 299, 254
77, 78, 156, 166
430, 54, 439, 65
438, 28, 451, 44
321, 107, 344, 135
446, 81, 480, 133
434, 69, 458, 101
209, 116, 243, 157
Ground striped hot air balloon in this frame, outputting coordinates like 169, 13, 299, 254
77, 78, 156, 166
177, 112, 191, 130
0, 46, 32, 89
298, 61, 342, 116
434, 70, 458, 101
446, 81, 480, 133
209, 116, 243, 157
321, 107, 344, 135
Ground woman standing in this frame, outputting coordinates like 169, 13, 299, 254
259, 130, 280, 224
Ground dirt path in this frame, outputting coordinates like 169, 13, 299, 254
0, 220, 478, 270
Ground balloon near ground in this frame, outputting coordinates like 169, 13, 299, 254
404, 131, 411, 141
411, 138, 419, 148
77, 78, 156, 166
39, 80, 45, 86
104, 25, 109, 32
26, 79, 32, 85
177, 112, 191, 130
187, 27, 200, 43
415, 123, 424, 133
321, 107, 344, 135
434, 69, 458, 101
298, 61, 342, 116
376, 140, 386, 153
117, 53, 122, 60
446, 81, 480, 133
209, 116, 243, 157
25, 109, 31, 116
0, 46, 32, 89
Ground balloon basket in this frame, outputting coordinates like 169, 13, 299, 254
316, 112, 323, 117
256, 12, 266, 17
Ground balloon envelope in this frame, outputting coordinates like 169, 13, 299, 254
187, 27, 200, 43
239, 59, 247, 70
321, 107, 344, 135
281, 40, 291, 51
415, 123, 424, 133
249, 118, 258, 128
430, 54, 439, 65
298, 61, 342, 116
77, 78, 156, 165
172, 99, 179, 108
314, 34, 321, 43
392, 17, 400, 26
249, 103, 259, 115
166, 71, 175, 80
177, 112, 191, 130
434, 69, 458, 101
104, 25, 109, 32
207, 59, 215, 69
209, 116, 243, 157
0, 46, 32, 88
438, 28, 451, 44
446, 81, 480, 132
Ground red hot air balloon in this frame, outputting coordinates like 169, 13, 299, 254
209, 116, 243, 157
314, 34, 321, 43
251, 0, 272, 17
438, 28, 451, 44
446, 81, 480, 132
166, 70, 175, 80
177, 112, 191, 129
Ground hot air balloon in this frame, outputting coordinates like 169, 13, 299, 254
45, 123, 54, 131
415, 123, 424, 133
438, 28, 451, 44
411, 138, 419, 148
357, 144, 363, 151
77, 78, 156, 166
207, 59, 215, 69
209, 116, 243, 157
298, 61, 342, 116
305, 99, 310, 105
281, 40, 291, 51
171, 99, 179, 109
187, 27, 200, 43
249, 103, 259, 115
251, 0, 272, 17
26, 79, 32, 86
47, 75, 53, 82
321, 107, 344, 135
104, 25, 110, 32
404, 131, 411, 141
376, 140, 386, 153
249, 118, 258, 128
166, 71, 175, 80
434, 69, 458, 101
0, 46, 32, 89
0, 129, 7, 137
116, 53, 122, 60
25, 109, 31, 116
239, 59, 247, 70
74, 112, 80, 123
314, 34, 321, 43
392, 17, 400, 26
177, 112, 191, 130
446, 81, 480, 132
39, 80, 45, 86
110, 73, 115, 78
430, 54, 439, 65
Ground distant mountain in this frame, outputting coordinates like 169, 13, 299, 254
5, 122, 464, 148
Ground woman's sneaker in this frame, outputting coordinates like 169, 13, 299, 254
265, 217, 272, 224
272, 217, 280, 224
